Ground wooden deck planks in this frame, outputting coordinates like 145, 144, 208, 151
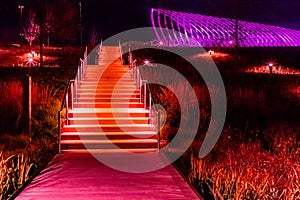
16, 152, 201, 200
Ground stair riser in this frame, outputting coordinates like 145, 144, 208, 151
77, 89, 139, 93
80, 86, 136, 89
61, 143, 157, 150
77, 94, 140, 98
73, 104, 143, 108
83, 76, 133, 83
69, 119, 149, 125
69, 113, 149, 118
61, 134, 156, 141
85, 71, 130, 75
84, 74, 130, 77
83, 80, 135, 84
63, 127, 154, 132
77, 98, 140, 103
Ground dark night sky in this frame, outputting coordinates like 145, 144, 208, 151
0, 0, 300, 43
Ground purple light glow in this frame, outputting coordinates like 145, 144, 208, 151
151, 8, 300, 47
144, 60, 150, 65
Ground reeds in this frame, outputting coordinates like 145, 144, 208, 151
190, 138, 300, 199
0, 152, 33, 200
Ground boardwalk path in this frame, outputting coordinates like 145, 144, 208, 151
16, 152, 201, 199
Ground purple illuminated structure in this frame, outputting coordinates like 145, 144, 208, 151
151, 8, 300, 47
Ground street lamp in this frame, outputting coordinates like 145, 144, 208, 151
18, 5, 24, 37
268, 62, 274, 74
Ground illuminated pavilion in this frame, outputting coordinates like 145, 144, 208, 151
151, 8, 300, 47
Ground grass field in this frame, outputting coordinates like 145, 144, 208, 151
133, 46, 300, 199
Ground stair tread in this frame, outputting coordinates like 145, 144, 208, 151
69, 108, 149, 113
68, 117, 149, 120
64, 124, 154, 128
62, 131, 156, 135
61, 149, 157, 153
61, 139, 158, 144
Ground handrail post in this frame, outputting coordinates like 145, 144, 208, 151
70, 80, 75, 110
65, 90, 69, 125
143, 81, 147, 109
119, 40, 123, 65
58, 111, 61, 154
81, 62, 83, 81
149, 94, 152, 124
157, 111, 160, 151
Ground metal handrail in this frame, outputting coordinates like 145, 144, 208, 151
57, 46, 88, 154
127, 49, 161, 150
118, 40, 123, 65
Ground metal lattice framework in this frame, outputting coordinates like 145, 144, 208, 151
151, 8, 300, 47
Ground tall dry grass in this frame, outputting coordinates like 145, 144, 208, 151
0, 152, 33, 200
0, 81, 23, 135
190, 134, 300, 199
0, 79, 63, 199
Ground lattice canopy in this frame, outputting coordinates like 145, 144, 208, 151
151, 8, 300, 47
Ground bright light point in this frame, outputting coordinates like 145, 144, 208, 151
144, 60, 150, 65
229, 40, 233, 44
208, 50, 215, 55
269, 63, 273, 67
159, 41, 163, 45
28, 58, 33, 62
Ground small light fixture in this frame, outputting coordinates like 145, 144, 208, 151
229, 40, 233, 45
208, 50, 215, 55
144, 60, 150, 65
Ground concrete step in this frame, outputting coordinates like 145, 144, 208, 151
61, 131, 156, 140
79, 81, 136, 86
69, 111, 149, 118
68, 117, 149, 125
77, 88, 139, 93
61, 148, 157, 153
63, 124, 155, 132
61, 139, 158, 149
80, 85, 136, 89
84, 73, 131, 78
73, 102, 143, 108
77, 97, 140, 103
83, 78, 134, 82
77, 93, 140, 98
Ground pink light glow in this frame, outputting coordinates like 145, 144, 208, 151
144, 60, 150, 65
28, 58, 33, 62
269, 63, 274, 67
151, 8, 300, 47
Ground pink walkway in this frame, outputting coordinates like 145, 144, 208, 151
16, 152, 201, 199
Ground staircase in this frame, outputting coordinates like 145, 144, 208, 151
60, 46, 158, 153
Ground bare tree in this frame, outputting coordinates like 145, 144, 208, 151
44, 4, 56, 46
21, 11, 40, 46
89, 27, 100, 49
55, 0, 78, 55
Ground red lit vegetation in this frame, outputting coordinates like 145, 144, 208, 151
131, 47, 300, 199
0, 47, 78, 199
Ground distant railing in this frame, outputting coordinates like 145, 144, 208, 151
127, 49, 161, 150
58, 41, 102, 153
